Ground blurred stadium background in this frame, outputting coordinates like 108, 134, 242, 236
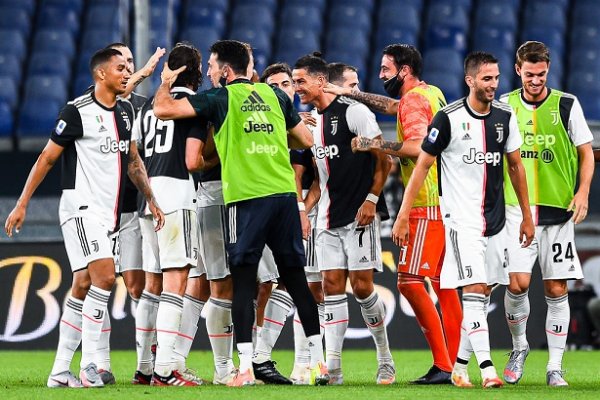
2, 0, 600, 350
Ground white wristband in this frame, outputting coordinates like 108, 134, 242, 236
366, 193, 379, 204
298, 202, 306, 212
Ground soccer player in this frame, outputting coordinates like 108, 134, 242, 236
393, 51, 534, 388
293, 53, 395, 385
324, 45, 463, 384
4, 48, 164, 388
327, 62, 360, 91
130, 43, 206, 387
153, 39, 329, 387
500, 41, 595, 387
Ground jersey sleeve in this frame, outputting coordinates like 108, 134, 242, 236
346, 102, 382, 139
290, 148, 312, 167
50, 104, 83, 147
187, 116, 209, 142
273, 86, 302, 129
398, 92, 432, 141
568, 96, 593, 147
187, 91, 213, 119
505, 112, 523, 153
421, 110, 451, 156
131, 110, 143, 143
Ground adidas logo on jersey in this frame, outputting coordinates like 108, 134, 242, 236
359, 256, 369, 263
526, 120, 533, 125
240, 91, 271, 112
99, 125, 107, 133
462, 133, 471, 140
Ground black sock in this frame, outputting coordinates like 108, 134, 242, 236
230, 262, 259, 343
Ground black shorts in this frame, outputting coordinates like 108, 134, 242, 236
225, 195, 306, 269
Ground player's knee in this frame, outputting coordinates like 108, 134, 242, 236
322, 277, 344, 296
544, 283, 567, 298
351, 280, 374, 299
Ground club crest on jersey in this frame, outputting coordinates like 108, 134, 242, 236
100, 137, 130, 154
495, 123, 504, 143
427, 127, 439, 143
55, 119, 67, 135
121, 111, 131, 131
330, 116, 338, 135
551, 109, 559, 125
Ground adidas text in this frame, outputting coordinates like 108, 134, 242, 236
241, 103, 271, 112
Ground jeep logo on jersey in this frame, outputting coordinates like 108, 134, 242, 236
240, 91, 271, 112
463, 148, 501, 166
523, 133, 556, 147
313, 144, 340, 159
243, 121, 274, 134
246, 141, 279, 156
100, 137, 130, 154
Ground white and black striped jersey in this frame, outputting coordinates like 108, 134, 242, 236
311, 96, 389, 229
422, 98, 522, 237
118, 91, 147, 213
132, 87, 206, 215
50, 91, 133, 232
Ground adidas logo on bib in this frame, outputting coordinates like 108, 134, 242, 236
240, 91, 271, 112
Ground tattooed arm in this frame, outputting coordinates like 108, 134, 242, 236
122, 47, 166, 98
351, 136, 422, 158
323, 83, 399, 115
128, 141, 165, 230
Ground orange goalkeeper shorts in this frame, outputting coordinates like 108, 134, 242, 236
397, 218, 445, 278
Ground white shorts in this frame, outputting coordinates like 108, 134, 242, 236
114, 211, 142, 273
316, 216, 383, 272
197, 181, 279, 282
140, 209, 199, 273
505, 205, 583, 280
440, 227, 508, 289
61, 217, 114, 272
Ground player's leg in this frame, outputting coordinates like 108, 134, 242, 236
347, 217, 395, 385
133, 272, 161, 384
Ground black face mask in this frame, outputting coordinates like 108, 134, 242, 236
219, 76, 227, 87
383, 72, 404, 97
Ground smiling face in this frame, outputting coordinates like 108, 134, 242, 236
517, 61, 549, 102
292, 68, 324, 105
468, 62, 499, 106
266, 72, 294, 101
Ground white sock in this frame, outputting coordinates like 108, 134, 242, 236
324, 294, 348, 371
51, 296, 83, 375
318, 303, 325, 338
96, 312, 111, 371
546, 294, 569, 371
237, 342, 253, 372
457, 295, 490, 364
357, 291, 393, 364
307, 334, 325, 368
172, 294, 205, 371
254, 289, 294, 363
504, 289, 530, 351
154, 292, 184, 377
135, 290, 159, 375
462, 293, 492, 369
81, 286, 111, 369
206, 297, 234, 377
293, 308, 310, 367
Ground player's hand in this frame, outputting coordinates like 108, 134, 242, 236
148, 200, 165, 232
299, 112, 317, 127
323, 82, 352, 96
5, 204, 26, 238
391, 215, 409, 247
568, 191, 589, 224
519, 217, 534, 248
300, 210, 311, 240
142, 47, 166, 77
160, 62, 186, 87
356, 201, 376, 226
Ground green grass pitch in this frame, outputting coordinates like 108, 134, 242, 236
1, 349, 599, 399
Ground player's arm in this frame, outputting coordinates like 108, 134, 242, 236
186, 138, 204, 172
288, 121, 313, 149
127, 141, 165, 230
4, 140, 64, 237
356, 140, 389, 226
569, 142, 594, 224
292, 162, 311, 239
123, 47, 166, 98
323, 83, 399, 115
153, 63, 196, 120
352, 136, 422, 158
506, 150, 534, 247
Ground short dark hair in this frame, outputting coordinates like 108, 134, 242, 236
90, 48, 123, 74
294, 52, 328, 79
209, 40, 249, 75
464, 51, 498, 77
327, 62, 358, 86
516, 41, 550, 67
260, 63, 292, 83
169, 42, 203, 91
105, 42, 128, 50
382, 44, 423, 78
